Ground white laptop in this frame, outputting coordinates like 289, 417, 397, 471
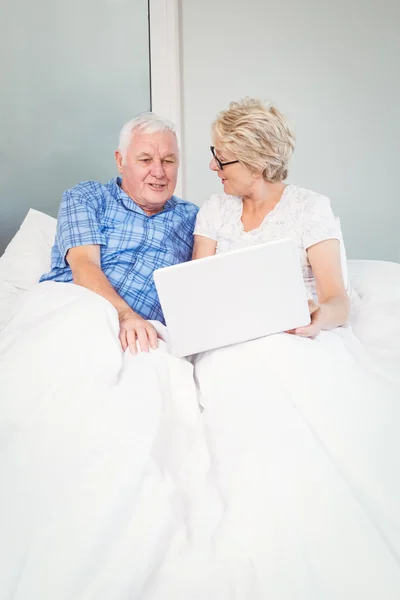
153, 238, 311, 357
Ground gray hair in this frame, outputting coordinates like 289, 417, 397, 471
118, 112, 178, 163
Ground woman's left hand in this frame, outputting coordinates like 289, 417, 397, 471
287, 299, 325, 339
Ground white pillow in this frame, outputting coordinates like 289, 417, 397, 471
0, 208, 57, 292
347, 259, 400, 303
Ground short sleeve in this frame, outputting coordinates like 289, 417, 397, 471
56, 187, 106, 263
301, 194, 340, 249
193, 195, 224, 241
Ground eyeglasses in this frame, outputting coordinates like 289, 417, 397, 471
210, 146, 240, 170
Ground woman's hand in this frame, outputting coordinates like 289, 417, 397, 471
287, 299, 325, 339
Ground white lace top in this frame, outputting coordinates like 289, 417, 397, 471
194, 184, 341, 300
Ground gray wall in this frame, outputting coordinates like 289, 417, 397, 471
0, 0, 150, 254
180, 0, 400, 261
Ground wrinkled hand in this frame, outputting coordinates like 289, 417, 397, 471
118, 311, 158, 354
287, 299, 325, 339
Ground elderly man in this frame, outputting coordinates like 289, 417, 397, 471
0, 116, 202, 595
40, 113, 198, 353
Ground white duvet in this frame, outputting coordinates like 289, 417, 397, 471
0, 283, 202, 599
0, 265, 400, 599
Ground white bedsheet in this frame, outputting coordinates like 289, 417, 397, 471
0, 262, 399, 599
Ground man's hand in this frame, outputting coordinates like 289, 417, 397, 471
67, 247, 159, 354
118, 310, 158, 354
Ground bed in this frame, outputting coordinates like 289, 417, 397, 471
1, 209, 400, 600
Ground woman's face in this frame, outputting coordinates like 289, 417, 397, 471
210, 143, 256, 197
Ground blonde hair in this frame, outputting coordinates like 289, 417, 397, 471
212, 98, 296, 182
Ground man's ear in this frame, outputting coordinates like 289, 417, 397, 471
115, 149, 124, 174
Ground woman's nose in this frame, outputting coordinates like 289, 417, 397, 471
210, 157, 219, 171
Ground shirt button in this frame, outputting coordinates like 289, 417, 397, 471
127, 274, 133, 280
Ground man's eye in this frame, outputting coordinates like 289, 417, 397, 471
140, 158, 151, 163
163, 159, 175, 164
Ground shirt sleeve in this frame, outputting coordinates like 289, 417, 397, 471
301, 194, 340, 249
193, 195, 223, 241
56, 187, 106, 263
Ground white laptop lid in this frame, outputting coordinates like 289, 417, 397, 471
154, 238, 311, 357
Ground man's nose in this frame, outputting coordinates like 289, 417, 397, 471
151, 160, 165, 178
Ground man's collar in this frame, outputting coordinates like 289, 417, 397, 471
112, 177, 177, 214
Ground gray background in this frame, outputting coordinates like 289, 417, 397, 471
0, 0, 150, 253
180, 0, 400, 261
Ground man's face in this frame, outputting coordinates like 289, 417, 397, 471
115, 129, 179, 215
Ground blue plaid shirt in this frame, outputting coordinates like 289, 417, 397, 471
40, 177, 199, 323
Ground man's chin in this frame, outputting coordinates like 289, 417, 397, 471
148, 192, 170, 204
142, 194, 171, 214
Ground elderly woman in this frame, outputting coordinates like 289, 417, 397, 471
188, 99, 400, 598
193, 98, 349, 336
